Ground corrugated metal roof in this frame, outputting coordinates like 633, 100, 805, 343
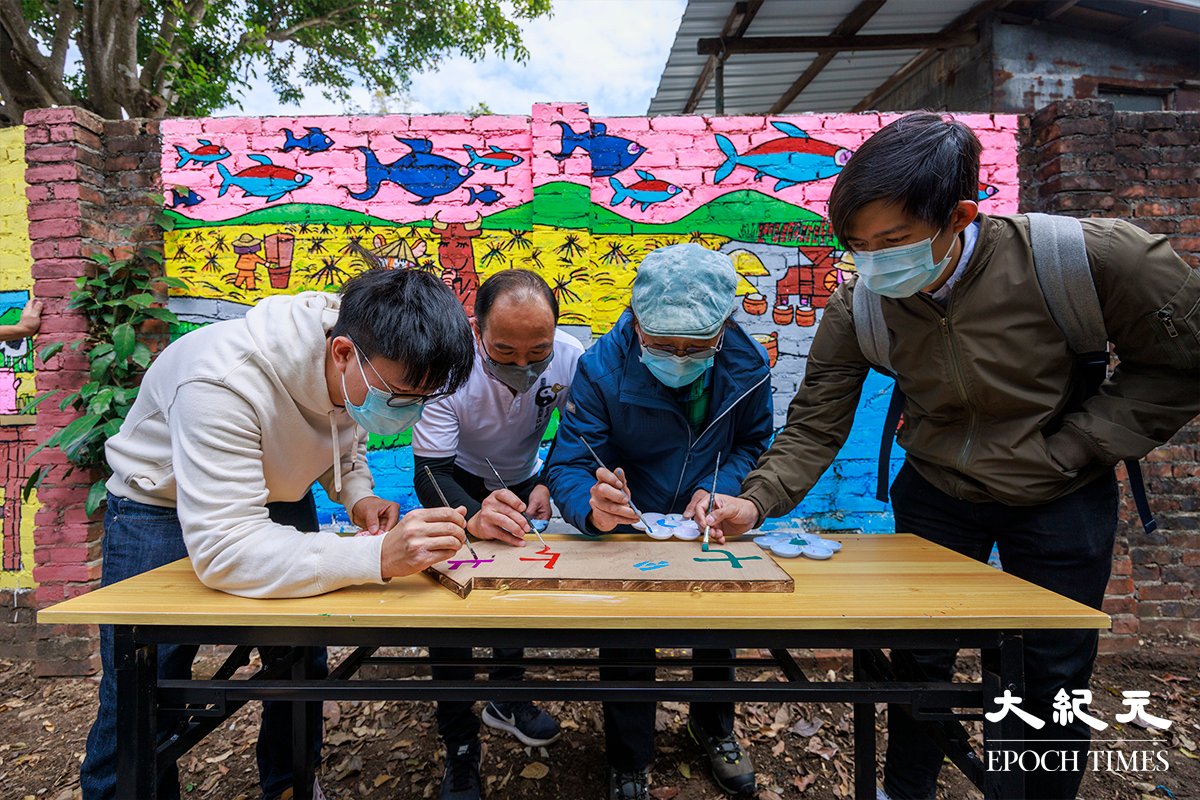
648, 0, 984, 115
647, 0, 1200, 116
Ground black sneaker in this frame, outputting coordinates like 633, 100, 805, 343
440, 740, 482, 800
608, 767, 650, 800
481, 701, 562, 747
686, 719, 757, 796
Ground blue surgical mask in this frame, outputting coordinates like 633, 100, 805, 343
854, 229, 955, 298
639, 349, 713, 389
340, 347, 424, 435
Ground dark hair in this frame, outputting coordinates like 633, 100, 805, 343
475, 268, 559, 331
828, 112, 981, 248
332, 269, 474, 393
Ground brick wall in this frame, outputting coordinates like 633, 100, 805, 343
23, 107, 162, 675
1021, 99, 1200, 654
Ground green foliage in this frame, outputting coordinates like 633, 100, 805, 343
3, 0, 552, 122
23, 213, 181, 516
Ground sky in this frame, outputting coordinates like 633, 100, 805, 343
218, 0, 687, 119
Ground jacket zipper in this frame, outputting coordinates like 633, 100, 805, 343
666, 372, 771, 511
1158, 309, 1179, 338
939, 316, 977, 473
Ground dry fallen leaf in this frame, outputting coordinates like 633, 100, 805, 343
520, 761, 549, 780
649, 788, 680, 800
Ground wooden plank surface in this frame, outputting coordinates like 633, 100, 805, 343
424, 539, 794, 598
38, 533, 1111, 631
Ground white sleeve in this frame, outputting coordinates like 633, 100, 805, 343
411, 396, 460, 458
169, 381, 385, 598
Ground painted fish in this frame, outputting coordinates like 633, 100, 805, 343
978, 182, 998, 201
174, 139, 230, 169
466, 185, 504, 206
281, 127, 334, 154
169, 188, 204, 208
551, 121, 646, 177
609, 170, 681, 212
464, 145, 523, 171
216, 155, 312, 203
714, 121, 851, 191
351, 137, 473, 204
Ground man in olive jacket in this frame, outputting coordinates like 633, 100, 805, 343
707, 113, 1199, 800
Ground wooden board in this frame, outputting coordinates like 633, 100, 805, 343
423, 538, 794, 598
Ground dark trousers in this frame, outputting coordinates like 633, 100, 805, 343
80, 493, 327, 800
432, 469, 540, 747
600, 648, 736, 772
882, 463, 1117, 800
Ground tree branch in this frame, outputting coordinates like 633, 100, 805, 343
48, 0, 76, 81
263, 3, 365, 42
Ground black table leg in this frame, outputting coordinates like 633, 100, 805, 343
115, 626, 157, 798
292, 647, 317, 800
983, 632, 1026, 800
852, 649, 877, 800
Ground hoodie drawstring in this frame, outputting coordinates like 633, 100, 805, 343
329, 412, 343, 495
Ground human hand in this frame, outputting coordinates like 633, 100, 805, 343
15, 299, 42, 338
350, 495, 401, 535
380, 506, 468, 578
588, 466, 640, 532
701, 495, 760, 542
466, 489, 530, 547
526, 484, 552, 522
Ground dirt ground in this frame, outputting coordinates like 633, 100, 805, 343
2, 642, 1196, 800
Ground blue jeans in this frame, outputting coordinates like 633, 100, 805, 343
80, 493, 327, 800
882, 463, 1117, 800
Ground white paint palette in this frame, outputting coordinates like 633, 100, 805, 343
641, 513, 702, 541
751, 531, 842, 560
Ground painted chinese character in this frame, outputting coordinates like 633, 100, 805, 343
693, 549, 762, 569
446, 558, 495, 571
1052, 688, 1107, 730
1116, 690, 1173, 730
985, 690, 1046, 729
519, 544, 561, 570
633, 560, 669, 572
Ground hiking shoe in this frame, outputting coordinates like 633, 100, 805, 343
481, 701, 562, 746
440, 740, 482, 800
608, 767, 650, 800
687, 719, 757, 796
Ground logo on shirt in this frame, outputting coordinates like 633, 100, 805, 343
535, 380, 567, 426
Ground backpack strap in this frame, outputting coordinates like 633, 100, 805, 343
1027, 213, 1157, 533
850, 281, 905, 502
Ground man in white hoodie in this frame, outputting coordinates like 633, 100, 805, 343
81, 269, 476, 800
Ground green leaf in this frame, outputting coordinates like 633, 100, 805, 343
160, 276, 190, 290
103, 418, 125, 437
56, 414, 103, 459
21, 466, 49, 501
156, 212, 177, 232
85, 481, 108, 517
141, 306, 179, 323
126, 293, 156, 308
112, 323, 136, 361
89, 252, 111, 266
39, 341, 65, 362
90, 351, 116, 380
140, 248, 165, 265
18, 390, 59, 415
132, 343, 152, 368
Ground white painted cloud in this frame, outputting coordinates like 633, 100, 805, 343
218, 0, 686, 118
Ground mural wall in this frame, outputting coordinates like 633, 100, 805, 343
0, 126, 39, 588
161, 104, 1020, 532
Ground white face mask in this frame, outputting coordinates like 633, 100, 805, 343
854, 229, 955, 298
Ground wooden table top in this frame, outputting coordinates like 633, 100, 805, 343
38, 533, 1109, 631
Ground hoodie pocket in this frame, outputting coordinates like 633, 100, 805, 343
1154, 269, 1200, 369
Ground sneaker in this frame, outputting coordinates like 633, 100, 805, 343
686, 719, 757, 796
440, 740, 482, 800
608, 767, 650, 800
481, 701, 562, 747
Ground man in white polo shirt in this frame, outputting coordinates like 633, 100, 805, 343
412, 268, 583, 800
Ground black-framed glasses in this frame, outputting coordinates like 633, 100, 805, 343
354, 341, 453, 408
637, 329, 725, 360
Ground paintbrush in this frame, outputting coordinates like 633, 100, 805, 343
702, 453, 721, 552
579, 436, 653, 532
484, 457, 549, 548
422, 465, 479, 559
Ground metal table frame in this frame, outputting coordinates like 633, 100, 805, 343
113, 624, 1029, 799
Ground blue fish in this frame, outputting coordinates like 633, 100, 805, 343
714, 121, 852, 191
216, 155, 312, 203
351, 137, 474, 204
174, 139, 230, 169
281, 127, 334, 154
464, 145, 523, 171
609, 170, 681, 212
551, 121, 646, 178
169, 188, 204, 208
466, 185, 504, 206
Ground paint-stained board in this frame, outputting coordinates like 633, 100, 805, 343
424, 538, 793, 598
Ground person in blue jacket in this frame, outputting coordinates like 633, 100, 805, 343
545, 243, 773, 800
